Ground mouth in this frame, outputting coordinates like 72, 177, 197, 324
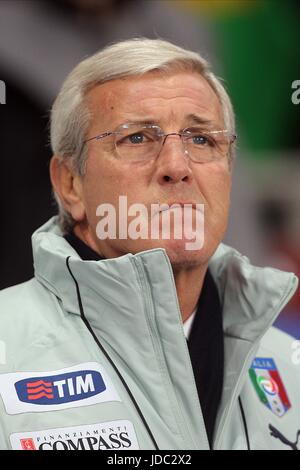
149, 201, 204, 218
158, 201, 203, 212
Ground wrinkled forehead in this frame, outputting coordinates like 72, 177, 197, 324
85, 72, 224, 132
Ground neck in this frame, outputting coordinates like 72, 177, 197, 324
73, 223, 102, 255
172, 264, 208, 323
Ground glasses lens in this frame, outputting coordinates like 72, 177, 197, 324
115, 124, 160, 161
185, 129, 230, 162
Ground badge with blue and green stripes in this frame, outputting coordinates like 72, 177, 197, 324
249, 358, 291, 417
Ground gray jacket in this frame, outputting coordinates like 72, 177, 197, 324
0, 217, 299, 450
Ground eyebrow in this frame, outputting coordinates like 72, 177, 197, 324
122, 114, 217, 128
185, 114, 217, 128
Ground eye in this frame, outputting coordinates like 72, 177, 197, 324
192, 134, 209, 146
128, 133, 146, 144
190, 133, 217, 147
118, 131, 155, 145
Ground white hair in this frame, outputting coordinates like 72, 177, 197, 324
50, 37, 236, 233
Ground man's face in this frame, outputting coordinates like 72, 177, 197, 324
79, 71, 232, 267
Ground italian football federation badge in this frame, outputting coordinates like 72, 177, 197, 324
249, 357, 291, 417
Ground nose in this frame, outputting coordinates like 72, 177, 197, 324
155, 134, 193, 185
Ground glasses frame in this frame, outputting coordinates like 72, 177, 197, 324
83, 122, 237, 163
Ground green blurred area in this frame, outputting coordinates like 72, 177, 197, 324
215, 0, 299, 155
179, 0, 300, 157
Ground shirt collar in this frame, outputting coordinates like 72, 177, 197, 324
183, 310, 196, 338
64, 232, 103, 261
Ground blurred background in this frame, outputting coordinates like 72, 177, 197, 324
0, 0, 299, 337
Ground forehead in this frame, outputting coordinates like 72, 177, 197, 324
86, 72, 224, 130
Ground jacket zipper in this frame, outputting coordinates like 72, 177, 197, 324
132, 256, 209, 450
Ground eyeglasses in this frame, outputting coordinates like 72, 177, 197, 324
84, 122, 237, 163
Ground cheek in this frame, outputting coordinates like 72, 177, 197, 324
80, 156, 113, 228
214, 172, 231, 210
198, 164, 231, 223
83, 153, 119, 204
82, 152, 145, 218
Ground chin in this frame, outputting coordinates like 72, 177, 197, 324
164, 243, 209, 270
133, 237, 210, 270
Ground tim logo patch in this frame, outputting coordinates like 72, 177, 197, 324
0, 363, 120, 414
15, 370, 106, 404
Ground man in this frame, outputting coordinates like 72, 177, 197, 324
0, 38, 299, 451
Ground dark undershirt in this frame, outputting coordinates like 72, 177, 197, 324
64, 232, 224, 448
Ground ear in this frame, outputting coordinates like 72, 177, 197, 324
50, 155, 86, 223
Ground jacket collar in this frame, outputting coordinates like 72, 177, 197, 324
32, 216, 298, 345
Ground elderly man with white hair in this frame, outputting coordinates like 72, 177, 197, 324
0, 38, 299, 451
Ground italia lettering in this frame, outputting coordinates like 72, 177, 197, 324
53, 373, 95, 397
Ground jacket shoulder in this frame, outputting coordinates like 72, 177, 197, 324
259, 326, 300, 372
0, 278, 55, 318
261, 326, 297, 351
0, 279, 60, 360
